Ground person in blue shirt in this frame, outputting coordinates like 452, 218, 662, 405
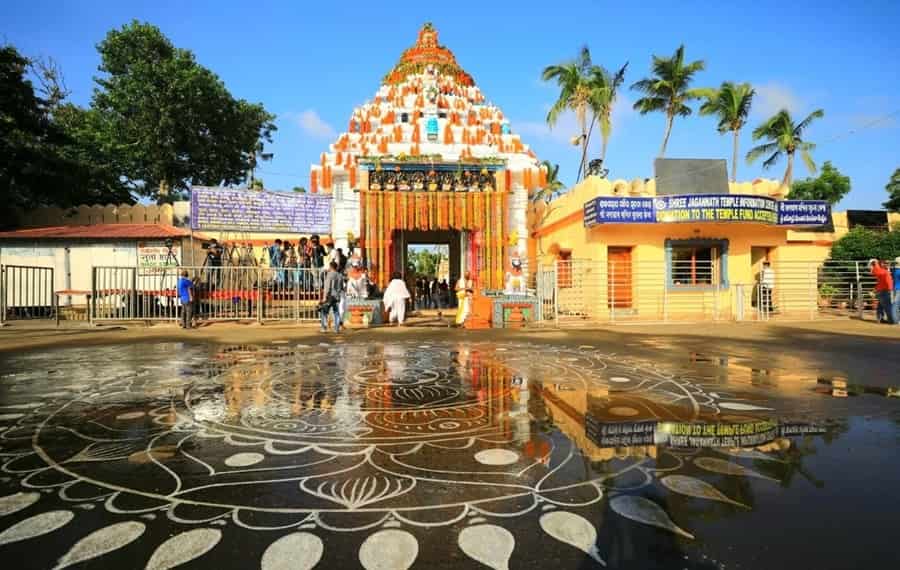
893, 256, 900, 325
177, 271, 194, 329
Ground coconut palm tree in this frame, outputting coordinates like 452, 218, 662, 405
631, 45, 706, 157
531, 161, 566, 204
542, 47, 594, 180
746, 108, 824, 188
586, 62, 629, 171
697, 82, 755, 182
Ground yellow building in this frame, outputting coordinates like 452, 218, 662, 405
527, 172, 899, 322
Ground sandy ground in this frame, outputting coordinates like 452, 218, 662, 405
2, 317, 898, 387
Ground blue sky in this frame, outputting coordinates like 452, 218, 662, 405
4, 0, 899, 209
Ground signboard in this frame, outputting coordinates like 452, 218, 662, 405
776, 200, 831, 226
190, 187, 332, 234
138, 241, 181, 274
583, 197, 654, 224
584, 194, 830, 228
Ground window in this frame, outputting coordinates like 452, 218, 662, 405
666, 239, 728, 289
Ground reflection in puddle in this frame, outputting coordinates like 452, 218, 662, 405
0, 341, 897, 569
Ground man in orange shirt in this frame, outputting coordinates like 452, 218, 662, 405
869, 259, 895, 324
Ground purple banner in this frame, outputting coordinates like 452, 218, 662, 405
190, 187, 332, 234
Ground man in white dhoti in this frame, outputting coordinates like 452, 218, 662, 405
383, 271, 411, 325
455, 271, 473, 326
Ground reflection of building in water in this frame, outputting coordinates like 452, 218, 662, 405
541, 383, 657, 462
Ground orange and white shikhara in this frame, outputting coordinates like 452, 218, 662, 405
311, 22, 547, 290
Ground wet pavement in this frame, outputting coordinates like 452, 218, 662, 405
0, 339, 898, 569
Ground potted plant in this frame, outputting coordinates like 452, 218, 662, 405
818, 283, 836, 308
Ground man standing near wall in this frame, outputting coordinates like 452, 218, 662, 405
869, 259, 895, 324
760, 261, 775, 312
178, 271, 194, 329
892, 257, 900, 325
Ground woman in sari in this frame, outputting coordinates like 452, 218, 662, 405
455, 271, 473, 326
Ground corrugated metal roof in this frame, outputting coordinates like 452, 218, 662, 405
0, 224, 195, 240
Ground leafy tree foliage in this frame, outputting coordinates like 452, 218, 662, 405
1, 45, 130, 220
91, 21, 276, 202
746, 109, 823, 188
830, 227, 900, 261
631, 45, 706, 157
410, 249, 445, 276
790, 161, 851, 205
883, 167, 900, 212
697, 82, 755, 181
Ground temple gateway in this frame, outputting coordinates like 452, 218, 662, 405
312, 23, 543, 290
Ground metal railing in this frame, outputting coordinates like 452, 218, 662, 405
91, 266, 326, 323
536, 258, 892, 326
1, 265, 56, 323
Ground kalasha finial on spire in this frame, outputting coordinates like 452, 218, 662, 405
417, 22, 438, 48
385, 23, 474, 86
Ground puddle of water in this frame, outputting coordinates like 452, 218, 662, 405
0, 341, 897, 569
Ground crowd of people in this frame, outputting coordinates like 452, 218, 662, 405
264, 234, 348, 290
411, 276, 452, 309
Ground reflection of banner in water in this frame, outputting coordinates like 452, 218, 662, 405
584, 418, 829, 449
190, 186, 332, 234
585, 416, 657, 447
657, 420, 778, 449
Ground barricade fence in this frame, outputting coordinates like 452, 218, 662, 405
1, 265, 56, 322
535, 259, 888, 326
91, 265, 325, 323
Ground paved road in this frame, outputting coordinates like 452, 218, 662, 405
0, 323, 897, 568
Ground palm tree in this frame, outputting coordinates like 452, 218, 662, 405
532, 161, 566, 204
587, 62, 629, 171
697, 82, 755, 182
746, 108, 824, 188
631, 45, 706, 157
542, 47, 594, 180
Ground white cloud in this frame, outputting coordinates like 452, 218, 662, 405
754, 82, 802, 117
288, 109, 337, 139
848, 114, 898, 130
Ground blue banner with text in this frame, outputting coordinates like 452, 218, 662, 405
584, 194, 830, 227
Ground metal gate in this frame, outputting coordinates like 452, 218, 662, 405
535, 264, 557, 323
1, 265, 56, 323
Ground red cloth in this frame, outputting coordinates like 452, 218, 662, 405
871, 264, 894, 292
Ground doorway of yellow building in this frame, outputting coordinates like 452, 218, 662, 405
608, 247, 633, 309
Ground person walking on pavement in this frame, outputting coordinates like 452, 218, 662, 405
319, 261, 343, 333
177, 271, 194, 329
383, 271, 412, 325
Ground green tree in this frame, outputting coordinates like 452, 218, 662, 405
587, 62, 628, 171
631, 45, 706, 157
0, 44, 130, 218
697, 81, 755, 182
746, 108, 824, 188
91, 21, 276, 202
531, 161, 566, 204
542, 46, 595, 180
883, 167, 900, 212
790, 161, 850, 204
250, 178, 264, 190
292, 186, 307, 193
830, 227, 900, 261
411, 249, 444, 276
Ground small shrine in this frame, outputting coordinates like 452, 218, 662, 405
312, 23, 546, 292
